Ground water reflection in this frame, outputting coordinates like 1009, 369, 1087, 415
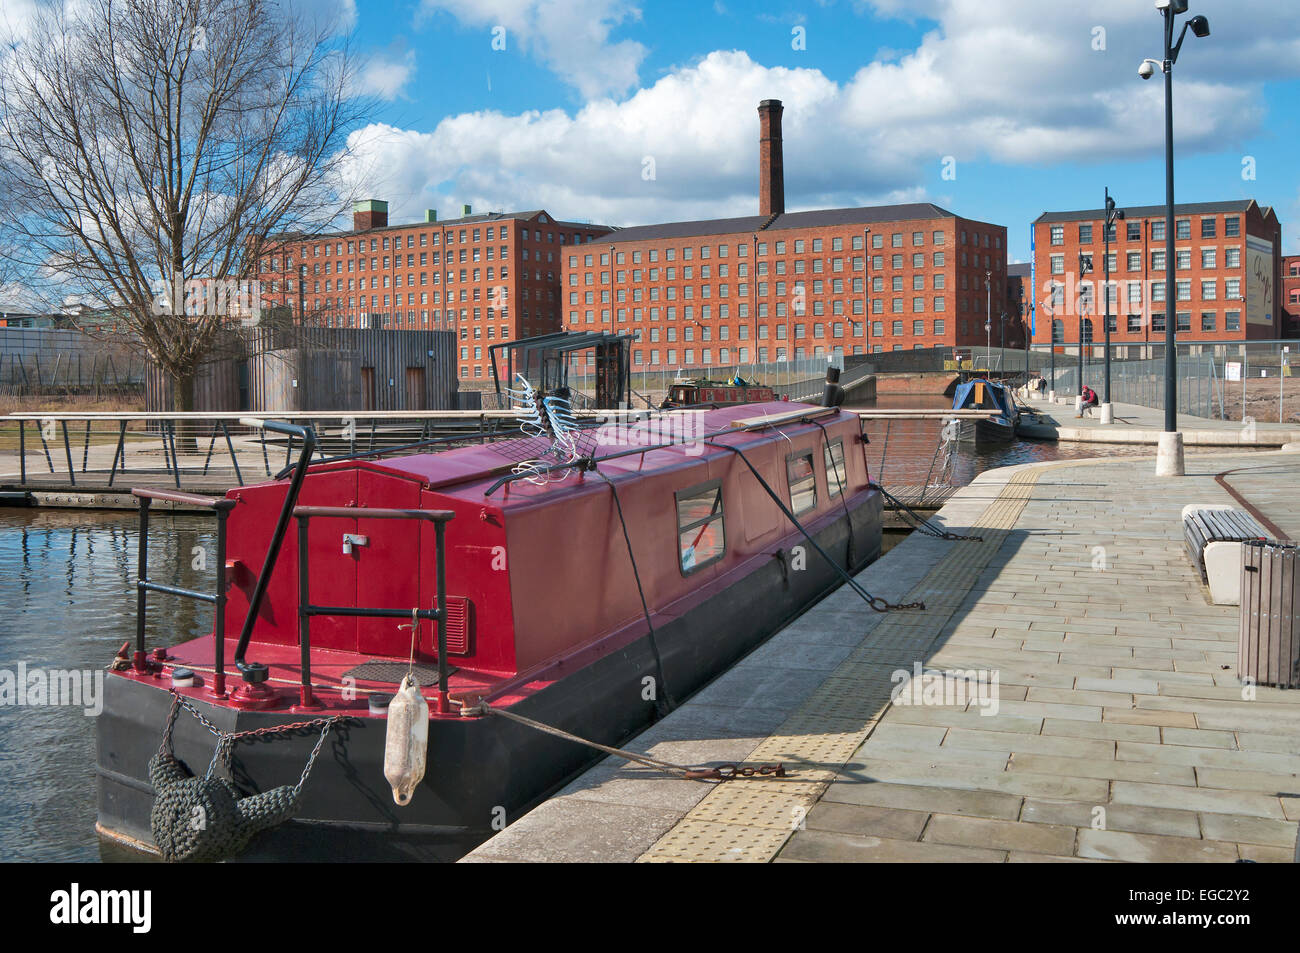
0, 509, 214, 862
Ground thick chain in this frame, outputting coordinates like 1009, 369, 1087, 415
162, 690, 349, 784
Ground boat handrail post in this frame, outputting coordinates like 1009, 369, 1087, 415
129, 487, 237, 692
232, 418, 317, 682
294, 513, 320, 710
290, 506, 457, 713
134, 493, 150, 672
434, 518, 450, 713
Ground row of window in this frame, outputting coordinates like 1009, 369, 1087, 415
275, 223, 599, 260
1050, 246, 1245, 274
676, 441, 847, 575
1047, 310, 1244, 339
568, 252, 1000, 285
1049, 216, 1242, 245
1044, 277, 1244, 308
566, 291, 1012, 325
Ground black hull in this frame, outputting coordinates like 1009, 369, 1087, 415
96, 492, 883, 862
973, 417, 1017, 446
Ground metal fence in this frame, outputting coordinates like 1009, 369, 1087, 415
1032, 340, 1300, 422
0, 328, 145, 396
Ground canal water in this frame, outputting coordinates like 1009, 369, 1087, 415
0, 411, 1250, 862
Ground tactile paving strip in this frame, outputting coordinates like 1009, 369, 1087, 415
638, 468, 1045, 863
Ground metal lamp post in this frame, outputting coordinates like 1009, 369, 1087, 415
985, 271, 991, 371
1048, 301, 1056, 399
1140, 0, 1210, 475
1077, 251, 1093, 410
1101, 188, 1124, 424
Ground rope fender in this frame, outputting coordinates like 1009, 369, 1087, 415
148, 691, 348, 863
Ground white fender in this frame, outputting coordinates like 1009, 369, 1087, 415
383, 675, 429, 806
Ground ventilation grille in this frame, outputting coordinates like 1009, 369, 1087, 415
439, 595, 472, 656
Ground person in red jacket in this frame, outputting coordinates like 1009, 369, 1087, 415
1078, 384, 1099, 417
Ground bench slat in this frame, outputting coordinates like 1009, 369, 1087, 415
1183, 507, 1271, 587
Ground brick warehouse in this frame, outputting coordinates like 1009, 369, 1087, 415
1030, 199, 1283, 349
1283, 254, 1300, 338
256, 202, 612, 381
562, 100, 1010, 369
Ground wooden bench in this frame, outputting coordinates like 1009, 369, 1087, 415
1182, 504, 1269, 605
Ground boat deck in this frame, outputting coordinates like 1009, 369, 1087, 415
131, 636, 511, 715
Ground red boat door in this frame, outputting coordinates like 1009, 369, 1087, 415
354, 469, 426, 657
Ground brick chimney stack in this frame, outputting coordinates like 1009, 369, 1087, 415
758, 99, 784, 217
353, 199, 388, 231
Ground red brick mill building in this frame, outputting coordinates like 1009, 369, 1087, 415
256, 202, 612, 381
1030, 199, 1284, 350
1283, 254, 1300, 338
563, 100, 1011, 370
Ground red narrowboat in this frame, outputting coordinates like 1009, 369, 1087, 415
660, 378, 779, 408
96, 401, 883, 861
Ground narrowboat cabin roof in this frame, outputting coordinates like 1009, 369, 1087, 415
291, 401, 836, 507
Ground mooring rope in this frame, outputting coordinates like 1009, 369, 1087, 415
703, 436, 924, 612
474, 701, 785, 782
869, 481, 984, 542
592, 468, 677, 717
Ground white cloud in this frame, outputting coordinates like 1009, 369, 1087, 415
335, 0, 1300, 231
352, 49, 416, 100
416, 0, 647, 99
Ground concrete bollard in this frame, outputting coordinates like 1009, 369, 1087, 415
1048, 389, 1055, 401
1074, 395, 1083, 415
1099, 402, 1113, 425
1155, 431, 1185, 476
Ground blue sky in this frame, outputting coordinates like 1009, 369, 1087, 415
339, 0, 1299, 260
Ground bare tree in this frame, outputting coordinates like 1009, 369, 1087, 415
0, 0, 369, 436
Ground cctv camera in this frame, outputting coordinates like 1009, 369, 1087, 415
1138, 60, 1156, 80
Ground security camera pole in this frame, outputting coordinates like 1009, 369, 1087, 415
1142, 0, 1211, 475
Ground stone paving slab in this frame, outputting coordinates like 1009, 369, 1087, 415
463, 447, 1300, 863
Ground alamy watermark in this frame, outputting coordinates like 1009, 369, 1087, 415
596, 410, 706, 455
0, 663, 104, 716
890, 662, 1000, 716
150, 271, 262, 324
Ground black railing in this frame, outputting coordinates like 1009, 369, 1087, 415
132, 488, 236, 696
230, 419, 317, 688
293, 506, 456, 712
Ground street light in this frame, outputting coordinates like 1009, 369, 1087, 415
1139, 0, 1210, 476
985, 271, 991, 372
1078, 250, 1092, 406
1101, 188, 1124, 424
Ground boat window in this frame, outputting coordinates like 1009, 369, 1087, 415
787, 452, 817, 516
823, 439, 846, 498
676, 482, 726, 574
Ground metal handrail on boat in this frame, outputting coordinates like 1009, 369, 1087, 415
228, 419, 318, 695
131, 487, 237, 697
291, 506, 457, 713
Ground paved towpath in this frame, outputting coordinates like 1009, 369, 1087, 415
1018, 395, 1300, 446
462, 447, 1300, 863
